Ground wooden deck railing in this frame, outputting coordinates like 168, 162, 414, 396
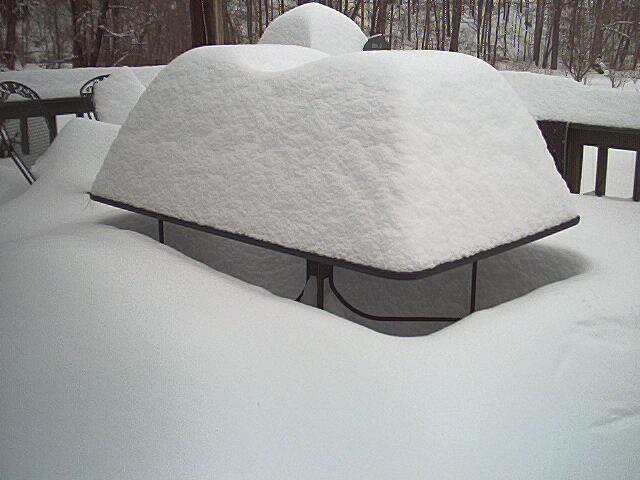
538, 120, 640, 202
0, 96, 94, 137
1, 96, 639, 201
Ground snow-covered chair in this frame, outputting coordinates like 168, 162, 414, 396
258, 2, 367, 55
79, 74, 110, 120
90, 67, 146, 125
0, 81, 54, 184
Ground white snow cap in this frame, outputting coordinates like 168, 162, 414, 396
93, 66, 146, 125
259, 3, 367, 55
502, 71, 640, 129
91, 45, 577, 273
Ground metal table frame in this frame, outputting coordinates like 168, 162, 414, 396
90, 193, 579, 323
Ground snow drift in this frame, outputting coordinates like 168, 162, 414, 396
91, 45, 577, 273
258, 3, 368, 55
1, 196, 639, 478
0, 118, 149, 244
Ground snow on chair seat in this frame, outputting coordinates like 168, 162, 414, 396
258, 2, 368, 55
90, 44, 579, 321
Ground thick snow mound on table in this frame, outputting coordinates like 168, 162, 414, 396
259, 3, 367, 55
502, 71, 640, 129
92, 46, 576, 273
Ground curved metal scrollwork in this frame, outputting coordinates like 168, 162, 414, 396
80, 74, 111, 96
0, 81, 42, 102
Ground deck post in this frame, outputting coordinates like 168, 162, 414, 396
47, 114, 57, 141
595, 146, 609, 197
634, 151, 640, 202
565, 126, 583, 194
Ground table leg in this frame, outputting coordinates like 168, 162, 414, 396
158, 220, 165, 244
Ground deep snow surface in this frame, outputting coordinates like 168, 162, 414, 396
1, 45, 639, 479
0, 93, 639, 479
0, 119, 153, 243
0, 196, 639, 479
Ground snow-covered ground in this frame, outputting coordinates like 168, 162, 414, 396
0, 111, 639, 479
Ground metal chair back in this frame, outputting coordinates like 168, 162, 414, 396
0, 81, 54, 184
79, 75, 110, 120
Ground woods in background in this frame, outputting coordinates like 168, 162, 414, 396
0, 0, 192, 68
1, 0, 639, 83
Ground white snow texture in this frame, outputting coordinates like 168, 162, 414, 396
0, 119, 127, 243
92, 45, 577, 273
502, 71, 640, 129
258, 3, 367, 55
93, 66, 147, 125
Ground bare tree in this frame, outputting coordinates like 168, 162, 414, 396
549, 0, 562, 69
532, 0, 546, 65
449, 0, 461, 51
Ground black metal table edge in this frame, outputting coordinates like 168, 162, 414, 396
89, 192, 580, 281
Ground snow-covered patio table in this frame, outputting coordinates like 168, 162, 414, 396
89, 44, 579, 321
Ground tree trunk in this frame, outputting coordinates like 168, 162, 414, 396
567, 0, 580, 73
450, 0, 462, 51
549, 0, 562, 69
542, 11, 552, 68
88, 0, 110, 66
406, 0, 411, 42
502, 0, 509, 57
433, 0, 441, 49
532, 0, 546, 65
2, 0, 18, 69
190, 0, 223, 47
492, 0, 501, 64
389, 0, 394, 44
422, 0, 431, 48
476, 0, 484, 57
247, 0, 254, 43
69, 0, 88, 67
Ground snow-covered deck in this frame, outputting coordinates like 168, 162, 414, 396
0, 118, 639, 478
1, 10, 639, 474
